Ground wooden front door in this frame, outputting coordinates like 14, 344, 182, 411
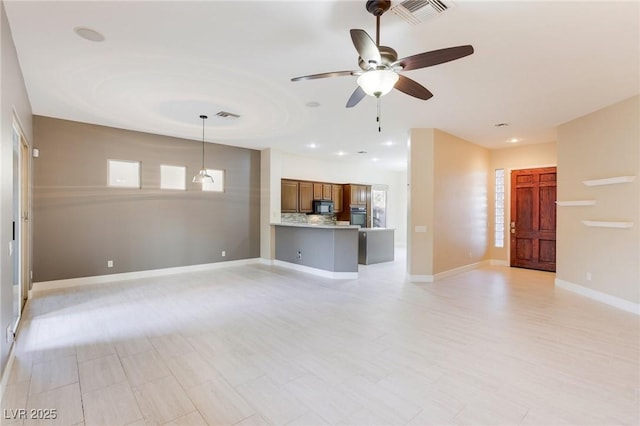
510, 167, 557, 272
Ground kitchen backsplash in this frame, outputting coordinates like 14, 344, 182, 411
281, 213, 337, 225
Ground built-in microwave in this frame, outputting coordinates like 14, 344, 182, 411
312, 200, 334, 215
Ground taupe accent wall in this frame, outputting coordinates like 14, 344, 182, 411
33, 116, 260, 282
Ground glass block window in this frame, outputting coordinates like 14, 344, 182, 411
108, 160, 140, 188
160, 165, 186, 190
495, 169, 505, 247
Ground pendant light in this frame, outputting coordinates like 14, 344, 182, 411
193, 114, 213, 184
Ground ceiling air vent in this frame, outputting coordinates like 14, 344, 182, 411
215, 111, 240, 119
391, 0, 452, 25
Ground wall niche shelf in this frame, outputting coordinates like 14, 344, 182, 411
582, 176, 635, 186
556, 200, 596, 207
581, 220, 633, 229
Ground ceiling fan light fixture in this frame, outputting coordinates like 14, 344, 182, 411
357, 70, 399, 97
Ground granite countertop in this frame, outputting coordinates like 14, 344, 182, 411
358, 228, 395, 232
272, 223, 360, 230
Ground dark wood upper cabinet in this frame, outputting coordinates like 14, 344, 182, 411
313, 183, 323, 200
345, 184, 367, 206
281, 180, 299, 213
322, 184, 332, 200
282, 179, 347, 215
332, 185, 343, 213
299, 181, 314, 213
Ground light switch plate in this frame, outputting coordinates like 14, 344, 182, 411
415, 225, 427, 233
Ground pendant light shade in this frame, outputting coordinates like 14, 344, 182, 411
357, 69, 399, 98
193, 114, 213, 184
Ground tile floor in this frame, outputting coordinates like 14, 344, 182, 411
1, 254, 639, 425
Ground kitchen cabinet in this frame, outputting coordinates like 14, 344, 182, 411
282, 179, 343, 214
299, 181, 314, 213
332, 185, 343, 213
346, 184, 367, 206
314, 183, 332, 200
323, 184, 332, 200
313, 183, 323, 200
356, 185, 368, 205
281, 180, 299, 213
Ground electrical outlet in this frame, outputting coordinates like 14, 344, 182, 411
221, 251, 226, 257
586, 272, 592, 281
297, 251, 302, 260
107, 260, 113, 268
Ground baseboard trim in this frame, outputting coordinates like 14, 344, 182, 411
433, 260, 490, 281
0, 341, 16, 403
408, 260, 491, 283
408, 275, 434, 282
32, 258, 261, 294
272, 260, 358, 280
555, 278, 640, 315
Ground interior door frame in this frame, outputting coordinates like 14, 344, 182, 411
11, 114, 31, 331
505, 164, 557, 268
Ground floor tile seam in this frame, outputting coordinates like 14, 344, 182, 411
27, 355, 80, 397
233, 374, 316, 425
131, 375, 196, 426
119, 348, 172, 390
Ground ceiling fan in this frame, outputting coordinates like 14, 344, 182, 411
291, 0, 474, 108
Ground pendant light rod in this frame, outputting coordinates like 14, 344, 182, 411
193, 114, 213, 184
200, 114, 207, 170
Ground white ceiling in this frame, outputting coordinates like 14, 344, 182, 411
5, 1, 640, 171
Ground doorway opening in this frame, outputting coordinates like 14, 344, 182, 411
12, 121, 31, 333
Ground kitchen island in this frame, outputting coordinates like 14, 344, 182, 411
358, 228, 395, 265
272, 223, 359, 279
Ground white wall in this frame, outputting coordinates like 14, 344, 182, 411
1, 0, 33, 378
556, 95, 639, 308
407, 129, 490, 279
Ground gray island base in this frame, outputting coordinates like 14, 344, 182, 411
358, 228, 395, 265
272, 223, 359, 279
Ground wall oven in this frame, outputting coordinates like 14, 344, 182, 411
350, 206, 366, 227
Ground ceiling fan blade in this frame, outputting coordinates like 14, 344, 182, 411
346, 86, 366, 108
291, 71, 357, 82
350, 29, 381, 68
395, 75, 433, 100
392, 45, 474, 71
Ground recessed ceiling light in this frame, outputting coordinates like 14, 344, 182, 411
507, 137, 521, 143
383, 141, 394, 146
305, 101, 321, 108
337, 151, 346, 156
308, 143, 317, 149
371, 158, 380, 162
74, 26, 105, 42
494, 122, 509, 127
